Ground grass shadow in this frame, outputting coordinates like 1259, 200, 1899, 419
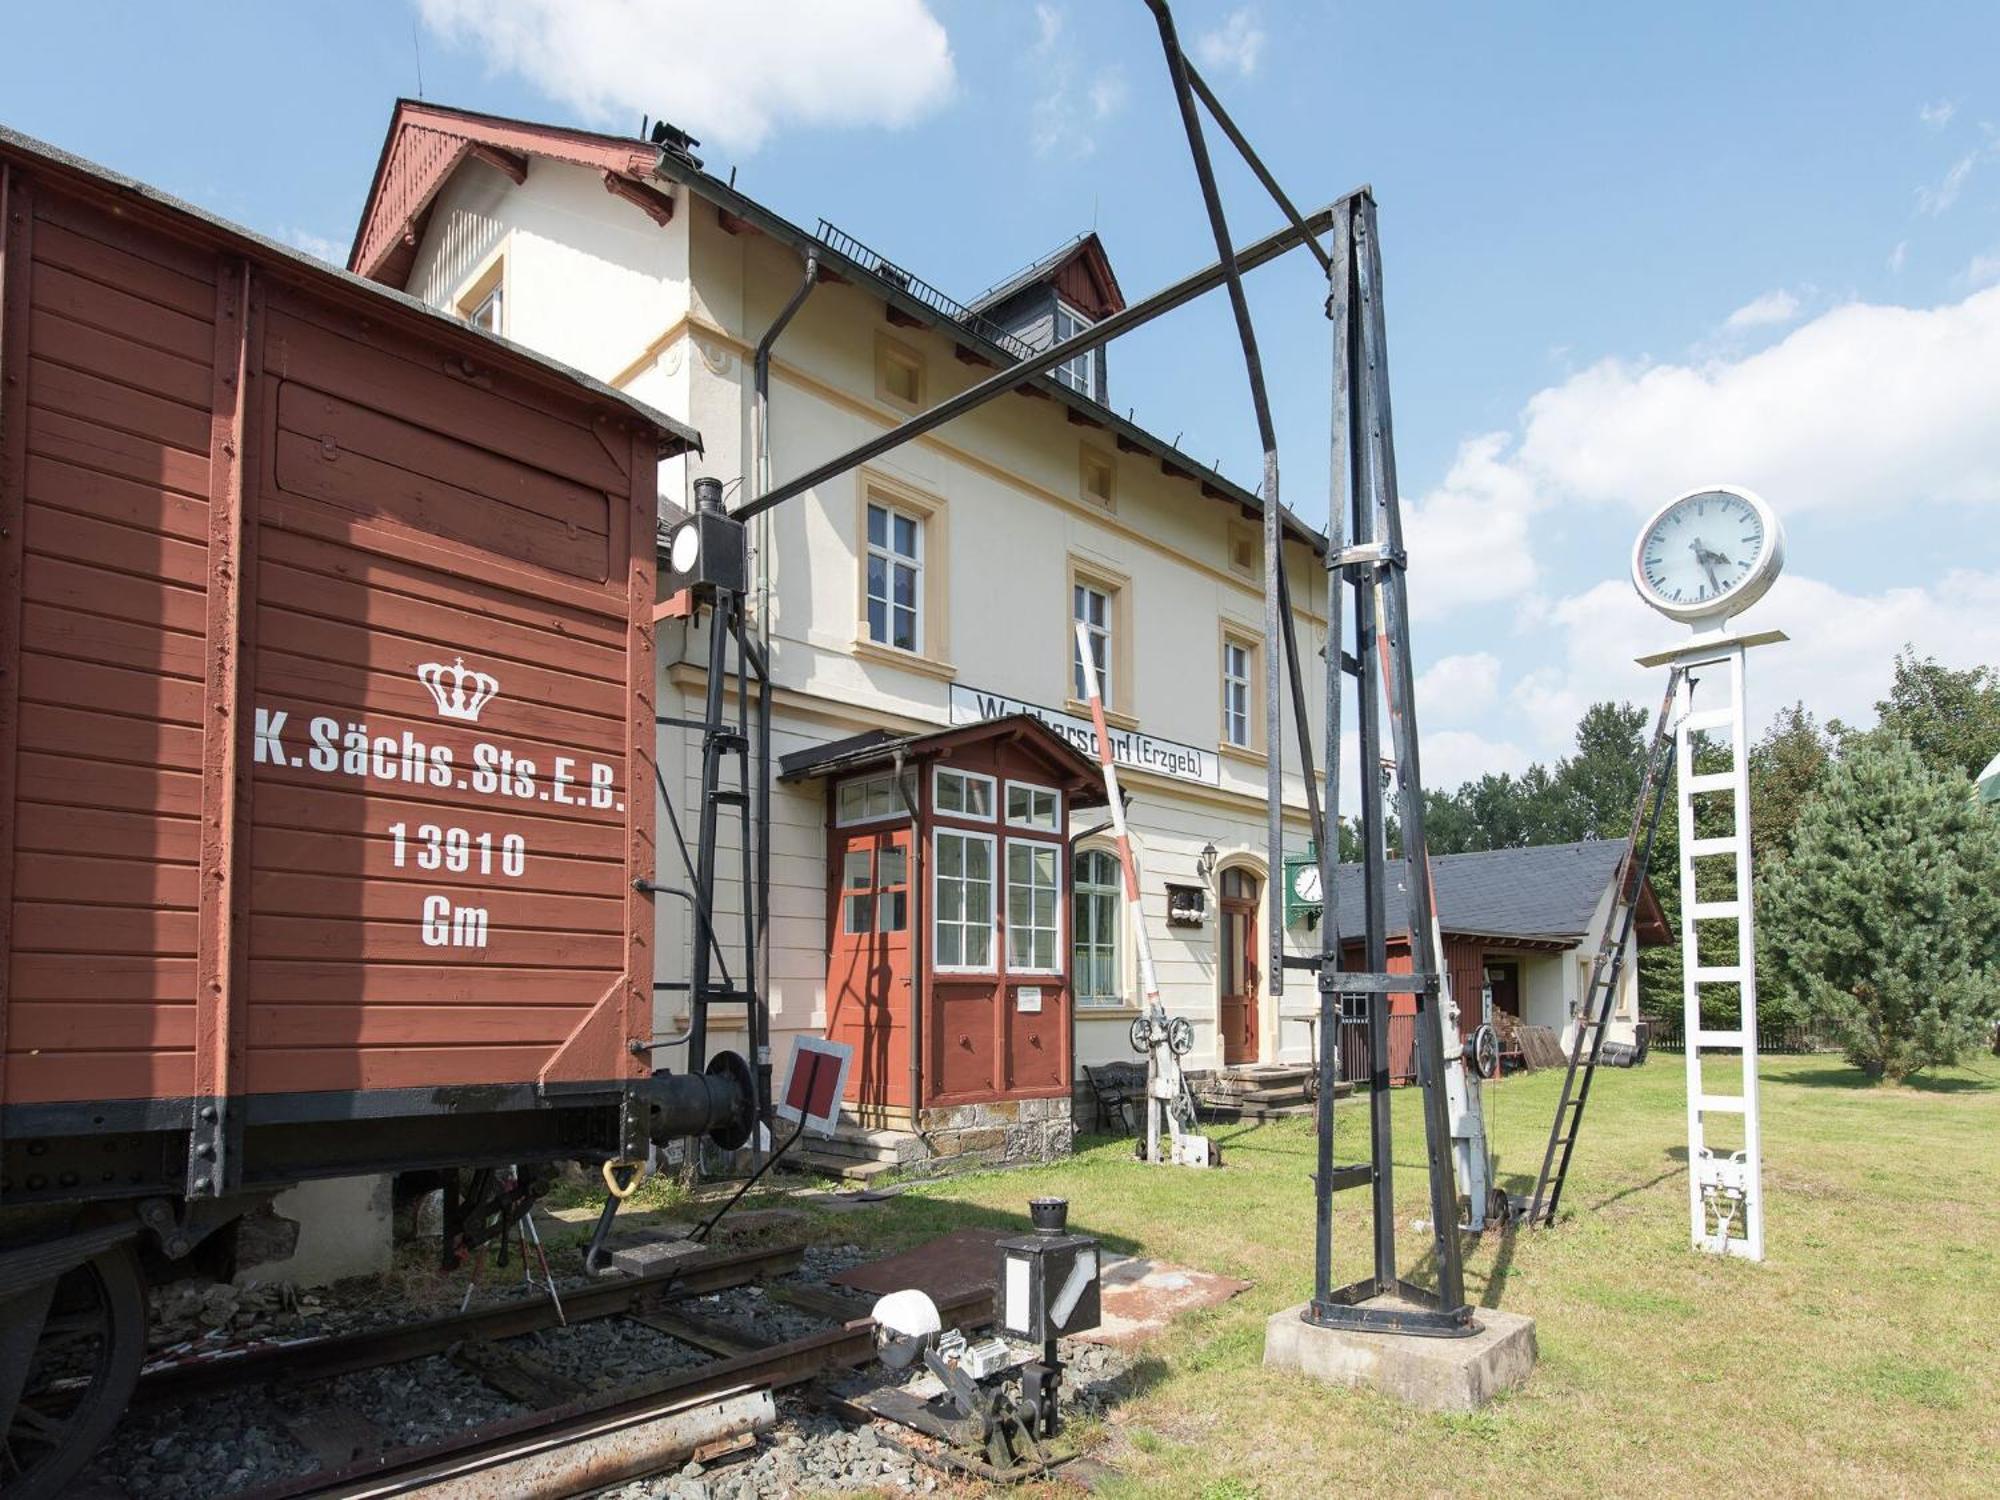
1588, 1165, 1684, 1214
1773, 1065, 1998, 1093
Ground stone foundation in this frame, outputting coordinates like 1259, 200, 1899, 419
907, 1095, 1074, 1177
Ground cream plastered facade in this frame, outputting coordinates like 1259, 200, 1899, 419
404, 153, 1333, 1107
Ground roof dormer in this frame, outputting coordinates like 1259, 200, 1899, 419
969, 233, 1125, 404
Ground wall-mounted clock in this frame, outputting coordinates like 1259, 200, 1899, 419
1631, 484, 1785, 626
1291, 863, 1322, 906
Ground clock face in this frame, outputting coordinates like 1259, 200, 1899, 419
1293, 865, 1322, 903
1631, 485, 1784, 623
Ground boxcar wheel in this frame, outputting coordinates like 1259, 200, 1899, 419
1, 1242, 147, 1500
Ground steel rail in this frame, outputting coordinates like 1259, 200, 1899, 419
238, 1284, 996, 1500
130, 1240, 804, 1410
734, 199, 1349, 521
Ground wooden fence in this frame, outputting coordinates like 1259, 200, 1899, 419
1643, 1012, 1840, 1055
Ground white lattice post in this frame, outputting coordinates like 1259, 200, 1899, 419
1668, 638, 1774, 1260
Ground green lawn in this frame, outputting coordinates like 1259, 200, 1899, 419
803, 1052, 2000, 1498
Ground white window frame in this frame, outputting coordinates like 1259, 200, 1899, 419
1072, 846, 1125, 1009
1005, 837, 1064, 975
466, 282, 503, 333
932, 827, 998, 974
1004, 779, 1062, 833
1223, 638, 1253, 748
834, 770, 915, 827
1052, 301, 1093, 396
865, 500, 924, 654
932, 766, 997, 822
1072, 582, 1113, 706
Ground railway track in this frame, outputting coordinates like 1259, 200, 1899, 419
101, 1240, 991, 1500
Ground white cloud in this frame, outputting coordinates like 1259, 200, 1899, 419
1420, 728, 1533, 790
1917, 148, 1982, 214
416, 0, 955, 154
1416, 652, 1502, 726
1919, 99, 1956, 130
1966, 249, 2000, 288
1194, 8, 1266, 78
1088, 70, 1130, 122
1402, 432, 1549, 619
1517, 567, 2000, 759
1404, 284, 2000, 617
1887, 240, 1908, 274
282, 227, 346, 265
1722, 288, 1800, 330
1509, 289, 2000, 516
1027, 6, 1127, 158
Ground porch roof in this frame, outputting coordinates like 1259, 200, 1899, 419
777, 713, 1110, 804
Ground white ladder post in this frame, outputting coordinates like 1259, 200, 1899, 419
1672, 643, 1765, 1260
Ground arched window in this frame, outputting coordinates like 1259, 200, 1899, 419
1073, 849, 1123, 1008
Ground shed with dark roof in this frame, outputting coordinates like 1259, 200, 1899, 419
1329, 839, 1671, 949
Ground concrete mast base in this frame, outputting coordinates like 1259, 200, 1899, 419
1262, 1296, 1537, 1412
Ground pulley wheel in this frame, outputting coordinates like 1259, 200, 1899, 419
1471, 1023, 1502, 1081
1166, 1016, 1194, 1057
1128, 1016, 1152, 1055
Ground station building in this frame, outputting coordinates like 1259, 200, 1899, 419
343, 104, 1646, 1172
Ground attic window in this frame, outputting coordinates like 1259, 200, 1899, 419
455, 255, 506, 335
1080, 448, 1115, 509
876, 335, 925, 410
1228, 519, 1261, 580
1052, 302, 1093, 396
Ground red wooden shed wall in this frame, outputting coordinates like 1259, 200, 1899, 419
0, 160, 663, 1109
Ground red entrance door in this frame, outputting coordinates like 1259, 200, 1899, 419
1219, 868, 1261, 1065
825, 826, 912, 1116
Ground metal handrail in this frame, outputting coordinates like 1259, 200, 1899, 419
814, 218, 1036, 362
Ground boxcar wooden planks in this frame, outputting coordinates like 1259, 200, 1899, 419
5, 182, 214, 1105
0, 136, 684, 1123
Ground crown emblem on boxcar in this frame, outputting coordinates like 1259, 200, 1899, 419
417, 658, 500, 722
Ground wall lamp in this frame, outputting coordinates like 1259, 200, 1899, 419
1196, 841, 1218, 881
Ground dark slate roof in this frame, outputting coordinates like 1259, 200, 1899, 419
967, 232, 1124, 317
777, 714, 1108, 802
1330, 839, 1635, 947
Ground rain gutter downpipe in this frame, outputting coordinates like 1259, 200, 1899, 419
893, 748, 925, 1124
748, 249, 816, 1128
753, 248, 820, 645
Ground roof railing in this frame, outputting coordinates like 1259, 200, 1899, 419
814, 218, 1036, 363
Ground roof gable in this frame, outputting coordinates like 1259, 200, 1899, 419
350, 101, 663, 287
970, 232, 1126, 322
347, 99, 1325, 557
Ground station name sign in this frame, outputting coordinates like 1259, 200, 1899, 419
948, 684, 1219, 787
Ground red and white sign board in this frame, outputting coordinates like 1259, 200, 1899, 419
777, 1037, 854, 1138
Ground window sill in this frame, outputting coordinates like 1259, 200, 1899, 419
853, 638, 957, 682
1219, 742, 1268, 768
1077, 1005, 1142, 1018
1065, 697, 1139, 732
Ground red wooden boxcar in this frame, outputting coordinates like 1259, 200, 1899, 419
0, 126, 747, 1497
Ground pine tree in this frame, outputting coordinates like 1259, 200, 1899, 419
1763, 736, 2000, 1081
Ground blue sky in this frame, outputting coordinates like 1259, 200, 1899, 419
11, 1, 1999, 784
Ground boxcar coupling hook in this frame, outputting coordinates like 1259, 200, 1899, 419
601, 1158, 646, 1200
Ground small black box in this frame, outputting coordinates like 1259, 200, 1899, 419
662, 507, 747, 597
996, 1199, 1101, 1343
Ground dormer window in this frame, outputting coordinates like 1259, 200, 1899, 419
1052, 302, 1094, 396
